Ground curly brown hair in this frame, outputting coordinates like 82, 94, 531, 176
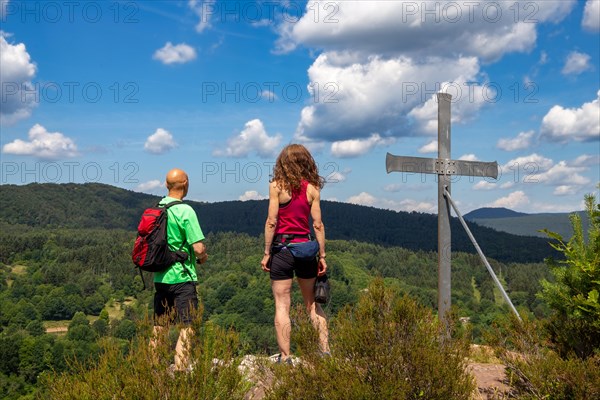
272, 144, 325, 192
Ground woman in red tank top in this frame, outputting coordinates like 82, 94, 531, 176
261, 144, 330, 362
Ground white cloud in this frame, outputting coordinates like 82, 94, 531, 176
144, 128, 177, 154
284, 1, 578, 145
214, 119, 282, 158
502, 153, 554, 173
330, 134, 394, 157
500, 182, 515, 189
381, 198, 436, 213
0, 33, 37, 124
473, 181, 497, 191
418, 140, 438, 154
384, 183, 403, 192
295, 54, 490, 142
136, 180, 163, 193
531, 200, 585, 213
383, 183, 433, 192
535, 161, 590, 186
554, 185, 578, 196
408, 79, 492, 135
488, 191, 529, 209
540, 91, 600, 142
277, 1, 575, 61
153, 42, 197, 65
570, 154, 600, 167
583, 0, 600, 31
2, 124, 79, 159
261, 90, 277, 101
345, 191, 436, 213
497, 130, 535, 151
500, 153, 592, 194
346, 192, 377, 206
239, 190, 267, 201
325, 171, 347, 183
561, 51, 592, 75
189, 0, 216, 33
459, 154, 479, 161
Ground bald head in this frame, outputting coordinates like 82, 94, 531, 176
166, 168, 189, 198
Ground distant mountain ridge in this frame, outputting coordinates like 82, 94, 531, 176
465, 207, 587, 239
0, 183, 559, 263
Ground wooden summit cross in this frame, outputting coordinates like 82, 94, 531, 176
386, 93, 499, 328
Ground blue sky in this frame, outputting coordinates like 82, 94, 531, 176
1, 0, 599, 214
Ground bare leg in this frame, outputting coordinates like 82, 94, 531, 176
175, 326, 193, 370
149, 325, 165, 364
297, 277, 330, 353
272, 279, 293, 359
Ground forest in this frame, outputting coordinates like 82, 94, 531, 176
0, 183, 567, 398
0, 234, 553, 397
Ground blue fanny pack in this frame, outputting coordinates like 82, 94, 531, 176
274, 234, 319, 261
286, 240, 319, 261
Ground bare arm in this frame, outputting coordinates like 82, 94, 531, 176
192, 241, 208, 264
309, 184, 327, 275
261, 182, 279, 271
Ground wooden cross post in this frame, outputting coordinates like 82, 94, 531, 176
386, 93, 498, 330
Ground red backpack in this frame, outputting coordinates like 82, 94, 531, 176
132, 201, 188, 278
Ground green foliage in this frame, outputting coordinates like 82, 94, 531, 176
488, 315, 600, 399
539, 193, 600, 358
67, 312, 97, 342
265, 278, 476, 400
39, 311, 249, 399
0, 200, 558, 398
112, 319, 136, 341
0, 225, 553, 396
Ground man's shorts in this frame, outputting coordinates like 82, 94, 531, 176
154, 281, 198, 325
269, 246, 318, 281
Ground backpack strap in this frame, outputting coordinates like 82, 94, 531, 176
159, 200, 195, 280
158, 200, 187, 250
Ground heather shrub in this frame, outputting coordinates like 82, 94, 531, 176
265, 278, 475, 399
488, 315, 600, 400
38, 304, 249, 400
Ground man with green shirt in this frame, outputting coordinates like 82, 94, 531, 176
150, 168, 207, 372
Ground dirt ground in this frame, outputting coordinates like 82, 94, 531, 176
45, 326, 68, 333
468, 362, 511, 399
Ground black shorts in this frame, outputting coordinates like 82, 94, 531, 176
269, 246, 318, 281
154, 281, 198, 325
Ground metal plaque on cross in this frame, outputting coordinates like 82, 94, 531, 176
385, 92, 499, 327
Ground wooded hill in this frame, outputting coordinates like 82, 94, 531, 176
0, 183, 557, 263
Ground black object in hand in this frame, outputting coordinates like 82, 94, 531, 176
314, 274, 330, 304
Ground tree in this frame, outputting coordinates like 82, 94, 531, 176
91, 319, 108, 337
18, 336, 51, 383
540, 192, 600, 358
26, 320, 46, 337
67, 312, 96, 342
83, 293, 105, 315
113, 319, 136, 341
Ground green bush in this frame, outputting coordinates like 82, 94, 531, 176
539, 192, 600, 358
38, 305, 249, 400
264, 278, 475, 400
